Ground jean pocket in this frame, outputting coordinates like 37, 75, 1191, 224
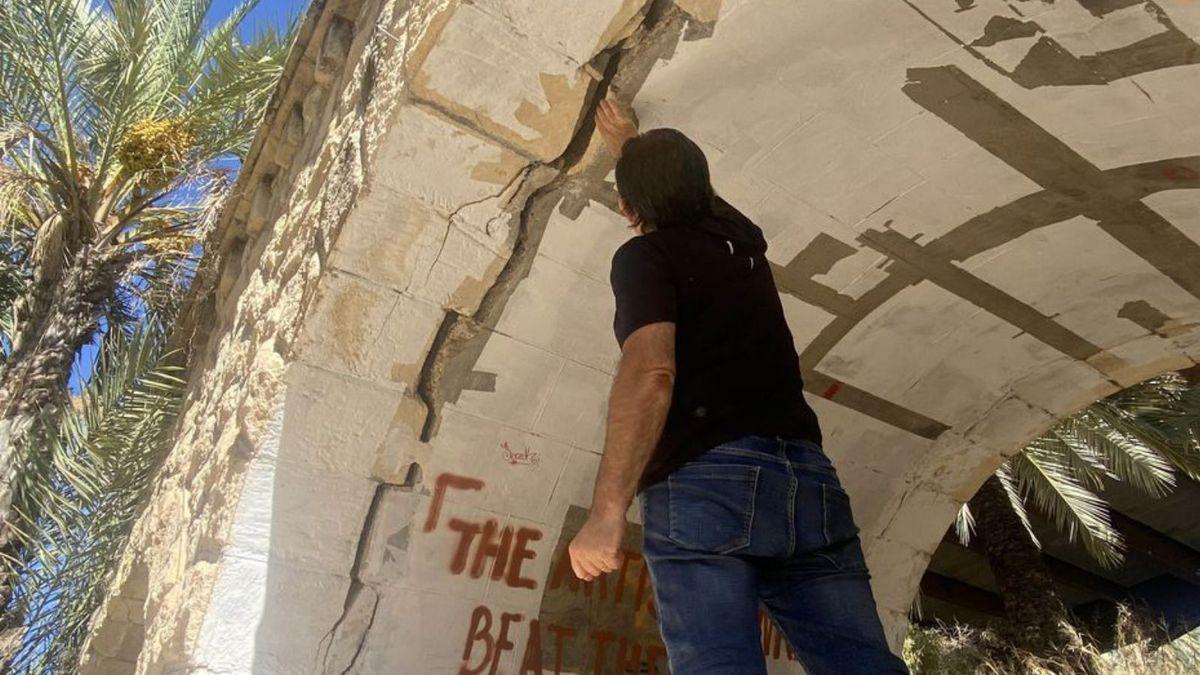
821, 484, 860, 546
667, 464, 760, 554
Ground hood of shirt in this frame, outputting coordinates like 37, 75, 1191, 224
691, 197, 769, 258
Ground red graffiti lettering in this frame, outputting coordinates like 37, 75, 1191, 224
519, 619, 543, 674
548, 623, 577, 674
645, 643, 667, 675
459, 605, 522, 675
507, 527, 542, 589
447, 517, 544, 589
460, 605, 494, 675
426, 473, 485, 533
494, 612, 522, 675
615, 637, 642, 673
448, 518, 483, 575
612, 549, 638, 605
471, 519, 513, 581
590, 630, 616, 675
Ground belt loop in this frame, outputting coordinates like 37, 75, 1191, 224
776, 435, 786, 458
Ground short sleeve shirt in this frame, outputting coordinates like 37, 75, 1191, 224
608, 202, 823, 491
610, 237, 677, 347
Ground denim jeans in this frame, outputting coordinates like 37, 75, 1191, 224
638, 435, 909, 674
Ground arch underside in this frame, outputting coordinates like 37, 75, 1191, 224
80, 0, 1200, 672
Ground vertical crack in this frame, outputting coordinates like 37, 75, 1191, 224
338, 591, 380, 675
317, 463, 422, 672
412, 0, 690, 442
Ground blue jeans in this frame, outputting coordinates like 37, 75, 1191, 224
639, 436, 909, 674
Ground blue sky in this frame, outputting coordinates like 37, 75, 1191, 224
69, 0, 307, 394
210, 0, 306, 33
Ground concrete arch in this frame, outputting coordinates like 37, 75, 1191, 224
81, 0, 1200, 672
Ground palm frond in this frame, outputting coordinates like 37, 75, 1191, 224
1061, 413, 1175, 497
955, 503, 975, 547
4, 316, 185, 673
1005, 447, 1124, 567
995, 463, 1040, 549
184, 13, 295, 161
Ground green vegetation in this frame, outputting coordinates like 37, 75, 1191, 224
0, 0, 295, 670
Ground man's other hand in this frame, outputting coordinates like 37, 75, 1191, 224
596, 98, 638, 159
568, 509, 627, 581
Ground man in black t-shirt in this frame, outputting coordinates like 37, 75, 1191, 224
567, 99, 908, 674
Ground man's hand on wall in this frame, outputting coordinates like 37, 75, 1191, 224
596, 97, 638, 160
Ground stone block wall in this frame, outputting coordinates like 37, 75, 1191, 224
82, 0, 1200, 672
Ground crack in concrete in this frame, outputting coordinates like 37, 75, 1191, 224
317, 463, 421, 673
338, 590, 380, 675
413, 0, 691, 443
417, 163, 541, 291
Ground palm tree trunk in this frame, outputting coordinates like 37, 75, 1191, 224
972, 475, 1097, 671
0, 244, 127, 621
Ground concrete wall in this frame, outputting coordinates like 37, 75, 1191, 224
83, 0, 1200, 672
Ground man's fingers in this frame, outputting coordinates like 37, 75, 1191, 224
578, 555, 604, 579
597, 105, 616, 131
569, 549, 592, 581
588, 549, 622, 575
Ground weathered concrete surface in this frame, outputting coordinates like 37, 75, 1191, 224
83, 0, 1200, 672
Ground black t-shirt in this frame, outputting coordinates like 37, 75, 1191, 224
610, 198, 822, 491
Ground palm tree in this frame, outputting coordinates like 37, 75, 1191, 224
3, 311, 185, 672
955, 371, 1200, 663
0, 0, 293, 617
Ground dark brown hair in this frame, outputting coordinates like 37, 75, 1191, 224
615, 128, 715, 231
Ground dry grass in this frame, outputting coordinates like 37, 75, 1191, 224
903, 608, 1200, 674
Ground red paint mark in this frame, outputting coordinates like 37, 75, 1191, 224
548, 624, 577, 674
590, 630, 616, 675
425, 473, 485, 533
645, 644, 667, 675
615, 637, 642, 673
549, 547, 578, 591
462, 602, 673, 675
759, 610, 799, 662
496, 612, 522, 673
447, 518, 484, 575
587, 630, 669, 675
612, 550, 638, 605
1163, 164, 1199, 181
821, 379, 843, 399
519, 619, 543, 675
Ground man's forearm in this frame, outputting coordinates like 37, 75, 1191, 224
591, 364, 674, 518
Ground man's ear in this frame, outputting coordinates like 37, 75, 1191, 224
618, 197, 639, 228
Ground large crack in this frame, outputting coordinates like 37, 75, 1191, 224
414, 0, 693, 442
320, 3, 701, 668
316, 463, 422, 673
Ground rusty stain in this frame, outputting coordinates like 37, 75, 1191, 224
469, 148, 530, 185
328, 280, 373, 363
512, 71, 593, 158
